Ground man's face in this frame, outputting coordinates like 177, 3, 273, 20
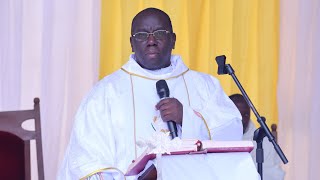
130, 13, 176, 70
235, 102, 250, 134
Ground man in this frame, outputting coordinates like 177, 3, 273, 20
58, 8, 242, 179
229, 93, 285, 180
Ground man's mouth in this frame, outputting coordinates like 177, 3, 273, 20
146, 52, 159, 55
145, 51, 160, 57
146, 53, 159, 59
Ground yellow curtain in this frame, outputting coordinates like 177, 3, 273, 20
100, 0, 279, 127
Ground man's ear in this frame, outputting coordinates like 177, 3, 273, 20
171, 33, 176, 49
130, 37, 134, 52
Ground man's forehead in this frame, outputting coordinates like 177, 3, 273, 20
133, 17, 169, 32
134, 25, 166, 32
133, 14, 169, 26
131, 9, 172, 33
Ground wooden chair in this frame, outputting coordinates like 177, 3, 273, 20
0, 98, 44, 180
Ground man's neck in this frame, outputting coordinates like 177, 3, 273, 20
143, 64, 173, 75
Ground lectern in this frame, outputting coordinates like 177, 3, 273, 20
135, 152, 260, 180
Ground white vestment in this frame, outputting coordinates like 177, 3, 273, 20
58, 55, 243, 180
243, 120, 285, 180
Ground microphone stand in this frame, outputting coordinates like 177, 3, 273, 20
215, 55, 288, 180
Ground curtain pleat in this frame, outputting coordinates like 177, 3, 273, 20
0, 0, 101, 179
278, 0, 320, 179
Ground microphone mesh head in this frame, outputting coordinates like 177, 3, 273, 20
156, 80, 170, 98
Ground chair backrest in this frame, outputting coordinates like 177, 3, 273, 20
0, 98, 44, 180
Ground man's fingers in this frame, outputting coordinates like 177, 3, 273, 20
155, 98, 183, 124
156, 98, 171, 110
160, 109, 173, 121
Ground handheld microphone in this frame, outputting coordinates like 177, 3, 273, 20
156, 80, 178, 139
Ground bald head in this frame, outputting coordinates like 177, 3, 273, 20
229, 94, 250, 133
131, 8, 173, 34
229, 94, 248, 106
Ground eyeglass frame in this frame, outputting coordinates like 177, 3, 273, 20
131, 30, 172, 41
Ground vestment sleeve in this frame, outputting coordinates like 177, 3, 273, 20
181, 75, 243, 141
57, 87, 125, 180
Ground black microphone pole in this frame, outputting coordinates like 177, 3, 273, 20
215, 55, 288, 180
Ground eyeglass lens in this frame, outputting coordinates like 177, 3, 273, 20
134, 30, 169, 41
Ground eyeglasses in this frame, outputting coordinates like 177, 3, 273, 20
132, 30, 171, 41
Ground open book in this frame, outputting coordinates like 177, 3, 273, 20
125, 140, 254, 176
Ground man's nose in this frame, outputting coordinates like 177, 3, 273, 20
146, 34, 157, 45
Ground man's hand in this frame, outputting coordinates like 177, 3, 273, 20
155, 98, 183, 124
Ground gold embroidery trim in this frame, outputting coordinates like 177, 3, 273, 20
182, 74, 191, 106
182, 74, 210, 139
121, 68, 189, 80
129, 74, 137, 159
80, 167, 126, 180
196, 111, 212, 140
